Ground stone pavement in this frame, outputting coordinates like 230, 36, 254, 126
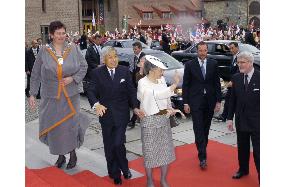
25, 95, 238, 177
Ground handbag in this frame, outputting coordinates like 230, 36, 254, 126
152, 90, 180, 128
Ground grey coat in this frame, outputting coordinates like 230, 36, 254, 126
29, 43, 90, 155
30, 44, 87, 98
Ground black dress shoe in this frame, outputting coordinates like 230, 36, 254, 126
127, 121, 135, 128
199, 160, 207, 170
66, 156, 77, 170
213, 115, 226, 122
113, 177, 122, 185
55, 155, 66, 168
232, 171, 249, 179
123, 170, 132, 179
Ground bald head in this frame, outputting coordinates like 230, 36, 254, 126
31, 40, 38, 48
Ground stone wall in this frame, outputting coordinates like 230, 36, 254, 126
26, 0, 80, 44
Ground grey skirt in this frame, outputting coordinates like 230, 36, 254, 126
140, 115, 176, 168
39, 94, 90, 155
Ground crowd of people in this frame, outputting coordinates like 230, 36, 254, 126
26, 20, 260, 186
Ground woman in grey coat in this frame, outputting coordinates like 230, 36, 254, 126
28, 21, 89, 170
137, 55, 180, 187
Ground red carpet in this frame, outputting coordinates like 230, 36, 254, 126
26, 141, 259, 187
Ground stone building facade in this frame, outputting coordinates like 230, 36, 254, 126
25, 0, 260, 44
203, 0, 260, 28
25, 0, 81, 44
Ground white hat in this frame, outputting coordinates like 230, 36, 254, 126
145, 55, 168, 70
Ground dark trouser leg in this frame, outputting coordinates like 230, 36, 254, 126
191, 109, 207, 161
236, 131, 251, 173
203, 109, 214, 149
251, 130, 260, 180
113, 124, 129, 175
25, 74, 31, 96
101, 124, 117, 178
130, 113, 137, 123
221, 88, 231, 120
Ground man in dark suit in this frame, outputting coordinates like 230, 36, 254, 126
182, 41, 222, 169
25, 40, 40, 98
79, 31, 88, 50
84, 34, 102, 105
87, 47, 144, 185
128, 41, 146, 128
214, 42, 240, 122
245, 24, 257, 47
227, 51, 260, 181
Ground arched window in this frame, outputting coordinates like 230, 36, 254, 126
249, 1, 260, 15
42, 0, 46, 13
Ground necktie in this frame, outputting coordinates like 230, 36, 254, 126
244, 74, 249, 91
110, 69, 114, 80
134, 56, 138, 71
200, 60, 206, 79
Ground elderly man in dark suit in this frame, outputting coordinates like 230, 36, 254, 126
25, 39, 40, 98
87, 47, 144, 185
182, 41, 222, 170
227, 51, 260, 181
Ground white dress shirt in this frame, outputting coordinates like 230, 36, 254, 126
245, 67, 254, 84
137, 76, 174, 116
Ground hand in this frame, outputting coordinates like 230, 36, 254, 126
227, 81, 232, 88
214, 102, 221, 113
134, 108, 145, 119
227, 120, 234, 131
95, 104, 107, 117
184, 104, 190, 114
28, 96, 36, 111
26, 71, 30, 75
62, 77, 73, 86
173, 70, 180, 85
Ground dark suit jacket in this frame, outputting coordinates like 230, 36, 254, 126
85, 44, 101, 80
227, 70, 260, 132
25, 47, 39, 72
182, 58, 222, 111
132, 52, 145, 87
87, 65, 138, 126
229, 55, 240, 80
245, 31, 256, 46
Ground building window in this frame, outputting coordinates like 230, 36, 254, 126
194, 11, 202, 18
162, 12, 170, 19
179, 11, 187, 17
143, 12, 153, 20
40, 25, 49, 44
42, 0, 46, 13
249, 1, 260, 15
82, 0, 93, 17
107, 0, 111, 11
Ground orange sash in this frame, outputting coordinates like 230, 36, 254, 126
39, 46, 76, 138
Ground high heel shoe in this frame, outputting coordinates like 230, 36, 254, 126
66, 150, 77, 170
55, 155, 66, 168
66, 156, 77, 169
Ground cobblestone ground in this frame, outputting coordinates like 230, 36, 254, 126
25, 96, 40, 123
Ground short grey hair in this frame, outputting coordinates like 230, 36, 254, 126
143, 59, 158, 75
237, 51, 254, 63
101, 46, 117, 63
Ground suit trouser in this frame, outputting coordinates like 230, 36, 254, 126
191, 96, 214, 161
26, 74, 40, 97
101, 122, 129, 178
25, 74, 31, 95
221, 88, 231, 120
236, 130, 260, 176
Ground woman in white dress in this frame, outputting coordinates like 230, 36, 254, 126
137, 55, 180, 187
